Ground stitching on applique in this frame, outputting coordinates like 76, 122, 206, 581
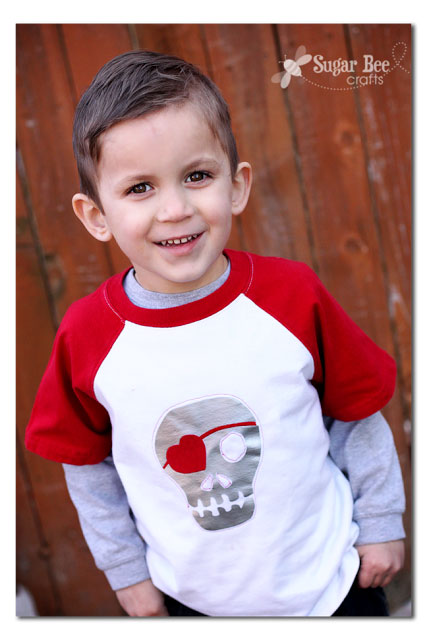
243, 253, 255, 293
216, 473, 232, 488
200, 474, 214, 491
103, 286, 125, 323
220, 432, 247, 463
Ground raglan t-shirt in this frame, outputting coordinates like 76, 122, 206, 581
25, 249, 397, 616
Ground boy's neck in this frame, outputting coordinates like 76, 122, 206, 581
134, 253, 229, 295
123, 257, 231, 310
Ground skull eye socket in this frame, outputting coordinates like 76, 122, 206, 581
220, 432, 247, 463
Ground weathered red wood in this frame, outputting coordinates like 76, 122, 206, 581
61, 23, 134, 274
134, 23, 210, 74
275, 25, 399, 366
348, 23, 411, 424
200, 24, 313, 264
348, 23, 412, 595
16, 24, 113, 318
61, 24, 134, 99
16, 440, 59, 615
16, 167, 33, 248
17, 168, 59, 614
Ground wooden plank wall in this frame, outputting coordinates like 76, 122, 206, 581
16, 24, 412, 615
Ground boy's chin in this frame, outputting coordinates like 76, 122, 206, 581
134, 252, 228, 294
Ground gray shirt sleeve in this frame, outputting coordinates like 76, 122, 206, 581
325, 411, 406, 545
63, 455, 150, 590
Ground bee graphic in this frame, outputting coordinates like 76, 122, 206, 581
271, 45, 312, 89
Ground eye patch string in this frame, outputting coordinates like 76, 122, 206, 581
162, 421, 256, 470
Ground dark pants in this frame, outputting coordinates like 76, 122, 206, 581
164, 578, 389, 617
331, 580, 389, 616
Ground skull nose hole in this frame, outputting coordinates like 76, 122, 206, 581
200, 474, 214, 491
200, 473, 233, 491
216, 473, 232, 488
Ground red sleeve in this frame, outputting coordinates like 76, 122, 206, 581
246, 254, 396, 421
25, 279, 125, 465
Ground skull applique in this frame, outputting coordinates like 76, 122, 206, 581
154, 396, 262, 531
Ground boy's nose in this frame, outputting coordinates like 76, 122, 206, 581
156, 186, 194, 223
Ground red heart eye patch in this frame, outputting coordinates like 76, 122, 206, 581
163, 421, 256, 474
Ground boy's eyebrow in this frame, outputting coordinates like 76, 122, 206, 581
182, 156, 222, 170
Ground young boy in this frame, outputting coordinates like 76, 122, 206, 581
25, 50, 405, 617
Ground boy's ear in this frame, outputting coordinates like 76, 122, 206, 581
72, 193, 112, 242
231, 162, 252, 216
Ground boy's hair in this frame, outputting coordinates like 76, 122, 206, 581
72, 50, 239, 209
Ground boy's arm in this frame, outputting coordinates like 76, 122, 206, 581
63, 456, 168, 616
325, 411, 406, 587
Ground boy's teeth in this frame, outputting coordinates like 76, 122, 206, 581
160, 234, 199, 246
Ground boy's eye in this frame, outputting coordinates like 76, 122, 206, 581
185, 171, 210, 183
129, 182, 152, 194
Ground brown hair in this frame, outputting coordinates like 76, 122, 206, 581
72, 50, 239, 209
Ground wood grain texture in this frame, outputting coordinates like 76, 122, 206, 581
347, 24, 411, 425
61, 23, 135, 275
203, 24, 314, 264
16, 24, 114, 319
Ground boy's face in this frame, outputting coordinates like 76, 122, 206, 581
75, 103, 251, 293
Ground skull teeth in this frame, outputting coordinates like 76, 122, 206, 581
191, 491, 247, 518
218, 494, 232, 512
209, 497, 220, 517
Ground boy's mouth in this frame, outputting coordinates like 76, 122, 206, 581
154, 233, 202, 247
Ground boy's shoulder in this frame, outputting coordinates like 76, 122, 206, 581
237, 250, 323, 303
247, 250, 316, 280
58, 270, 127, 338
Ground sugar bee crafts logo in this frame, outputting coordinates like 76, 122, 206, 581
271, 41, 410, 91
271, 45, 313, 88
